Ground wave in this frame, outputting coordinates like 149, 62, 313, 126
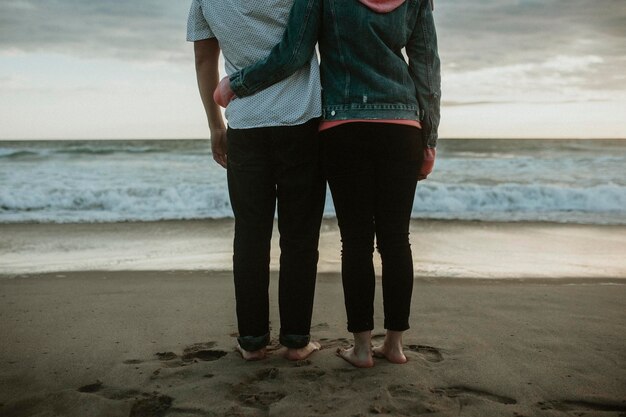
55, 146, 169, 156
1, 182, 624, 224
0, 149, 46, 159
0, 143, 200, 160
413, 182, 625, 213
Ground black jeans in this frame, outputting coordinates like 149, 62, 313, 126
227, 118, 325, 351
320, 123, 422, 333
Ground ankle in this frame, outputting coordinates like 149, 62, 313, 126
384, 330, 404, 349
352, 331, 372, 355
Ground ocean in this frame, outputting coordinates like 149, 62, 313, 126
0, 139, 624, 225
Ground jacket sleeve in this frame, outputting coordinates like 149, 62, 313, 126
406, 0, 441, 148
229, 0, 322, 97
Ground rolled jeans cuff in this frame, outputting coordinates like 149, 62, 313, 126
237, 333, 270, 352
279, 333, 311, 349
384, 320, 410, 332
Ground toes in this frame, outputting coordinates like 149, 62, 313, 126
284, 342, 321, 361
236, 345, 266, 361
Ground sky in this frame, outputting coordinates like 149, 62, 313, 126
0, 0, 624, 140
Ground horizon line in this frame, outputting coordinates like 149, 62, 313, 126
1, 137, 625, 141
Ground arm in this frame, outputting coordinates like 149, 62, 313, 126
406, 0, 441, 149
229, 0, 322, 97
194, 39, 228, 168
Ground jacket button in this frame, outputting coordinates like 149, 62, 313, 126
330, 110, 336, 116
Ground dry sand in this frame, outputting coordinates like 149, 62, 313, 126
1, 271, 625, 417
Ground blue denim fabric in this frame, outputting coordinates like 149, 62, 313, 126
238, 333, 270, 352
279, 333, 311, 349
229, 0, 441, 148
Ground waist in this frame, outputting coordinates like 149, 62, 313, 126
321, 105, 421, 122
319, 119, 422, 132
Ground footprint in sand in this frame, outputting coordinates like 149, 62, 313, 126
77, 380, 103, 393
318, 337, 350, 349
155, 351, 177, 361
238, 391, 286, 408
537, 399, 626, 413
388, 384, 422, 397
255, 368, 279, 381
129, 393, 173, 417
76, 380, 175, 416
77, 382, 144, 401
294, 359, 312, 367
406, 345, 444, 363
432, 386, 517, 405
368, 384, 440, 415
296, 368, 326, 381
228, 368, 287, 410
181, 342, 227, 362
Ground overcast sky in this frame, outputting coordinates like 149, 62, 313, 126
1, 0, 624, 139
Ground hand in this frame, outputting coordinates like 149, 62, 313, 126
210, 128, 228, 168
418, 147, 436, 180
213, 76, 236, 108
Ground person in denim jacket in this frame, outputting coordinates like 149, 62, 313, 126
216, 0, 441, 367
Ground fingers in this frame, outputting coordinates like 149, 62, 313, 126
418, 147, 436, 180
213, 152, 227, 169
213, 76, 236, 108
211, 129, 228, 169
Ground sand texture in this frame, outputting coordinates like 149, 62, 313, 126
1, 271, 625, 417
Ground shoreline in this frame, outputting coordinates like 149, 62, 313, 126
2, 270, 626, 285
1, 216, 625, 226
1, 218, 625, 278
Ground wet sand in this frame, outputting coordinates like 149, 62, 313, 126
1, 219, 625, 278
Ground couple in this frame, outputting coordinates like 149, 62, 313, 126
187, 0, 440, 368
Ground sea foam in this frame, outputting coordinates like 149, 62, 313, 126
1, 139, 625, 224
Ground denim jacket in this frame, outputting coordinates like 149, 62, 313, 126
229, 0, 441, 148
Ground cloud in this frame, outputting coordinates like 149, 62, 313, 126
0, 0, 190, 62
1, 0, 624, 139
1, 0, 624, 106
435, 0, 626, 103
1, 0, 624, 79
437, 0, 625, 64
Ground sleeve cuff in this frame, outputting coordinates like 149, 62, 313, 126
424, 129, 438, 148
229, 71, 250, 97
186, 34, 216, 42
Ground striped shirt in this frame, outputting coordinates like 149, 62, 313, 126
186, 0, 322, 129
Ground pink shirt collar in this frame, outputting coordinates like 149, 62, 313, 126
358, 0, 406, 13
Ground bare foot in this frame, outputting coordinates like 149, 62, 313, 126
236, 344, 267, 361
336, 346, 374, 368
284, 341, 321, 361
372, 344, 407, 364
372, 330, 407, 364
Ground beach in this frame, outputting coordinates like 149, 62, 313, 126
2, 0, 625, 411
1, 219, 625, 416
